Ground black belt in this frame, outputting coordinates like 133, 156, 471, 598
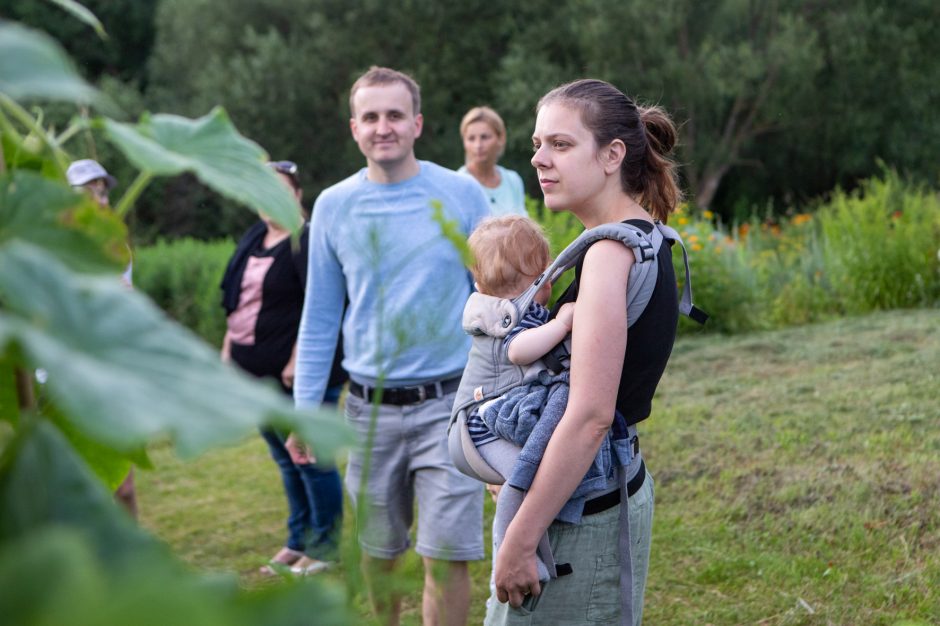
348, 376, 462, 406
582, 460, 646, 516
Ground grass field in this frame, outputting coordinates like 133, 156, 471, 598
137, 309, 939, 625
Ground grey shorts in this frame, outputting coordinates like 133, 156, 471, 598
485, 471, 655, 625
344, 389, 484, 561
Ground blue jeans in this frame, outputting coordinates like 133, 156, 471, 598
261, 384, 344, 560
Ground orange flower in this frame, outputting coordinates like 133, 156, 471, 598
792, 213, 813, 226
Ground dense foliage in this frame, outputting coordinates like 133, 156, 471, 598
11, 0, 936, 240
133, 170, 940, 344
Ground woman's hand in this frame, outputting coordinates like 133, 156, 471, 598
494, 535, 541, 608
281, 342, 299, 388
281, 357, 296, 389
285, 433, 315, 465
220, 331, 232, 363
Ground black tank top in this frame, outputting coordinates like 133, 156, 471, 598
551, 219, 679, 425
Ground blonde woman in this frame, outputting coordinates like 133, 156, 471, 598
459, 106, 527, 216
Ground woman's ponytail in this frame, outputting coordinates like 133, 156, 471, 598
638, 105, 682, 223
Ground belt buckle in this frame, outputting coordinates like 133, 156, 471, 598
414, 385, 427, 404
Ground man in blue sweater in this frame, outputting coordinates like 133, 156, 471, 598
291, 66, 490, 625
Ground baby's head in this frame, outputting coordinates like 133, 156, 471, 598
468, 215, 551, 301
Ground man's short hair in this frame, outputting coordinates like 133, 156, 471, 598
468, 215, 550, 299
349, 66, 421, 117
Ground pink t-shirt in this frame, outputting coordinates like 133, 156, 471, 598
226, 255, 274, 345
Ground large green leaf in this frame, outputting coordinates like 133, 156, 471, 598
0, 420, 155, 561
0, 22, 99, 104
41, 401, 138, 490
102, 109, 302, 232
0, 422, 348, 626
0, 171, 127, 272
0, 242, 350, 458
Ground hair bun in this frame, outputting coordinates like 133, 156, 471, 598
638, 105, 678, 155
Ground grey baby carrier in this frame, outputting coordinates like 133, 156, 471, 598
449, 220, 706, 485
448, 220, 705, 624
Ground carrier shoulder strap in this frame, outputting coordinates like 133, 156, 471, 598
512, 221, 707, 328
656, 222, 709, 325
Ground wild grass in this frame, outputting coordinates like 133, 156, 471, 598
137, 308, 939, 625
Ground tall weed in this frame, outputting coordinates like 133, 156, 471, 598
818, 171, 940, 312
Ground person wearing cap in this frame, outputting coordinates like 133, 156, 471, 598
66, 158, 138, 517
219, 161, 347, 576
67, 158, 118, 207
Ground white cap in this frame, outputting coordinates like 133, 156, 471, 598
66, 159, 117, 188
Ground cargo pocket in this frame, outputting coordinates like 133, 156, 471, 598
586, 552, 620, 623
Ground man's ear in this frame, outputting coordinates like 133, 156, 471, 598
350, 117, 358, 141
604, 139, 626, 175
414, 113, 424, 139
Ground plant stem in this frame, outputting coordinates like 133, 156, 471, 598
54, 118, 86, 148
0, 93, 68, 176
0, 107, 24, 170
15, 368, 35, 412
114, 170, 153, 219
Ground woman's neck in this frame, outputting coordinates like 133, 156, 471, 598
465, 161, 501, 189
262, 222, 290, 248
575, 187, 651, 229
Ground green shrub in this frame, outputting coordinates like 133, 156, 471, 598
134, 173, 939, 344
818, 170, 940, 312
133, 238, 234, 346
670, 210, 766, 335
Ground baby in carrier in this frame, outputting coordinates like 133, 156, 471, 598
457, 215, 619, 581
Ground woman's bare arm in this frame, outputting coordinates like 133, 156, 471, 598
494, 240, 633, 607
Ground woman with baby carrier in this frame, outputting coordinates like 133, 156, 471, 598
486, 79, 687, 625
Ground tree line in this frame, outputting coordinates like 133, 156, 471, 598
8, 0, 938, 242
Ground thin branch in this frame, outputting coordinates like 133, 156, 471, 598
15, 368, 35, 412
54, 117, 88, 148
114, 170, 153, 218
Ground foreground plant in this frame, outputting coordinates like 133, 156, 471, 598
0, 15, 350, 626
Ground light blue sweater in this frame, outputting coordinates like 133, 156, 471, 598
294, 161, 491, 408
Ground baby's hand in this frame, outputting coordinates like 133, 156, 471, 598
557, 302, 575, 331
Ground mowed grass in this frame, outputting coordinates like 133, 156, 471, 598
137, 309, 939, 625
